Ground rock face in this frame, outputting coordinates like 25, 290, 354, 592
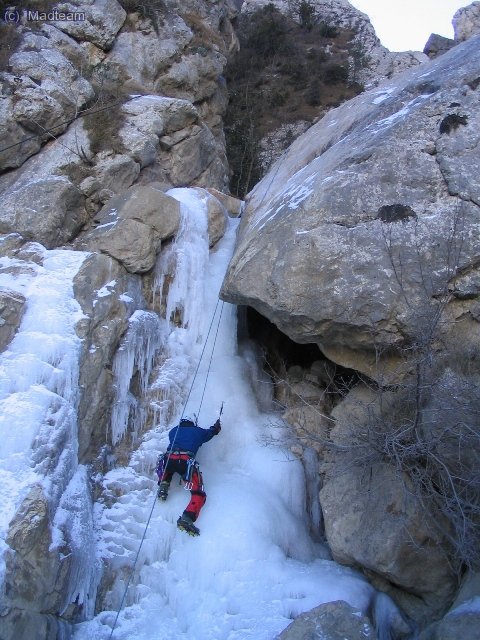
320, 461, 457, 614
0, 176, 87, 248
420, 603, 480, 640
0, 287, 26, 351
73, 252, 144, 461
453, 1, 480, 42
2, 1, 476, 638
0, 0, 239, 247
0, 31, 96, 170
222, 35, 480, 618
3, 485, 70, 640
50, 0, 127, 49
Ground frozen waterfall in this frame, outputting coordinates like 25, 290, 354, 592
74, 189, 376, 640
0, 245, 90, 597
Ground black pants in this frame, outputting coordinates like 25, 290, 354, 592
160, 454, 206, 521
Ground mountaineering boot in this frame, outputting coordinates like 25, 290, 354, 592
157, 481, 170, 501
177, 514, 200, 536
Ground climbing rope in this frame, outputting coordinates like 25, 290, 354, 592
195, 301, 224, 421
107, 298, 225, 639
179, 298, 224, 424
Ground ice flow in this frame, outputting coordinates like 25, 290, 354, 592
74, 188, 375, 640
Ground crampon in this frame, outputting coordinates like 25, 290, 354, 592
177, 515, 200, 536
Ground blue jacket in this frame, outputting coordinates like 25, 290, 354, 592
167, 421, 219, 456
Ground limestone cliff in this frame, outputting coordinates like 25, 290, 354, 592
0, 1, 241, 638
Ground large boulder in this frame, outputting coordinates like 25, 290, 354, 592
320, 462, 457, 617
221, 35, 480, 381
93, 184, 180, 241
89, 218, 155, 273
0, 176, 87, 248
85, 184, 180, 273
423, 33, 455, 59
277, 600, 376, 640
207, 187, 243, 217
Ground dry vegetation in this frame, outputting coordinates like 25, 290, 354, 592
224, 1, 366, 197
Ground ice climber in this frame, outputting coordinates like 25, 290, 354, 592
156, 416, 221, 536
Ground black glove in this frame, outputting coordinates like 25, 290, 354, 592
213, 419, 221, 434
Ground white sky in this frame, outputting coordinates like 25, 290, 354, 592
348, 0, 472, 51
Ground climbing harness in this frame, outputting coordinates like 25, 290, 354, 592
155, 451, 201, 490
108, 299, 225, 639
184, 457, 203, 491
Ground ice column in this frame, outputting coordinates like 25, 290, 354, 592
110, 311, 164, 446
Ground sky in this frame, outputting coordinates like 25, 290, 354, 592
348, 0, 472, 51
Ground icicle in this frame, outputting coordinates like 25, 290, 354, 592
161, 194, 209, 344
303, 447, 323, 541
110, 311, 164, 445
239, 340, 274, 412
51, 465, 101, 620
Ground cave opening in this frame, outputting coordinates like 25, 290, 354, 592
238, 306, 323, 370
237, 305, 360, 399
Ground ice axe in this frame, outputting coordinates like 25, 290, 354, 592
215, 402, 224, 430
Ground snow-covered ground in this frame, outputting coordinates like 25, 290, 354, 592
74, 190, 376, 640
